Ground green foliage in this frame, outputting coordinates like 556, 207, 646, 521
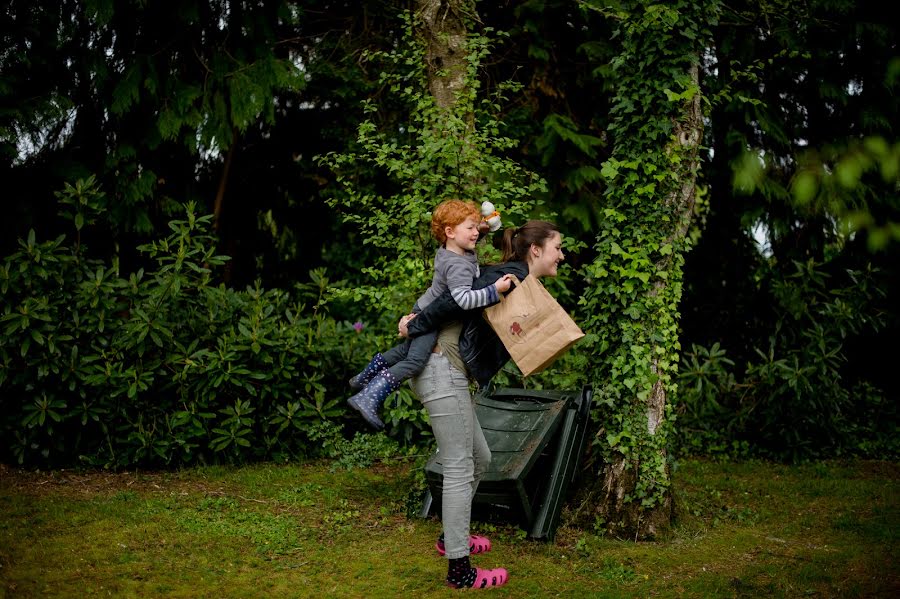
3, 1, 305, 239
679, 0, 900, 467
318, 12, 547, 314
735, 138, 900, 252
673, 343, 747, 457
307, 421, 415, 471
676, 258, 896, 460
715, 0, 899, 245
382, 384, 432, 446
314, 9, 565, 446
0, 177, 384, 467
103, 3, 304, 230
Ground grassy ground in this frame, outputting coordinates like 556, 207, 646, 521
0, 458, 897, 598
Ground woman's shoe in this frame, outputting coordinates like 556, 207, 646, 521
447, 567, 508, 589
436, 535, 491, 557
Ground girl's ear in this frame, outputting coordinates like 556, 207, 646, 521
445, 224, 455, 239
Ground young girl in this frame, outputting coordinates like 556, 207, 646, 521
346, 199, 513, 430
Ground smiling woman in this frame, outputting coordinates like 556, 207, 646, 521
396, 219, 564, 589
502, 222, 565, 279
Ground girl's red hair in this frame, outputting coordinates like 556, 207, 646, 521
431, 199, 480, 244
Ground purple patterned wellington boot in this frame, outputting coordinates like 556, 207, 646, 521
348, 353, 388, 391
346, 370, 400, 430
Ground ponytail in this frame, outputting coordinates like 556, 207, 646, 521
500, 220, 559, 262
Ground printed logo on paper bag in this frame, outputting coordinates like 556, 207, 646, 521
510, 321, 523, 336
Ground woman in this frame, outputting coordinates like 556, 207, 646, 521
399, 221, 564, 589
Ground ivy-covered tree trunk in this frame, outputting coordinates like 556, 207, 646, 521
580, 0, 716, 539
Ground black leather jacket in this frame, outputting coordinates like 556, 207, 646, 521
405, 261, 529, 387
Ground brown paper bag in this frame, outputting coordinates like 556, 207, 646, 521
483, 274, 585, 377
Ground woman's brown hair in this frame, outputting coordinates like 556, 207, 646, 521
500, 220, 560, 262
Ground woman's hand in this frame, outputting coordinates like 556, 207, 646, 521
494, 274, 515, 294
398, 313, 416, 338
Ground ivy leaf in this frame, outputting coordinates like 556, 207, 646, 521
601, 160, 620, 180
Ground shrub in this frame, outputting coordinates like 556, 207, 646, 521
674, 258, 895, 460
0, 178, 424, 467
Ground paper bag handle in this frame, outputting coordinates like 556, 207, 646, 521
496, 274, 522, 303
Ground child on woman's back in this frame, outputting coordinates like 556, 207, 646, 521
346, 199, 512, 429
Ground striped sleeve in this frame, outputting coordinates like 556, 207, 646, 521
450, 283, 499, 310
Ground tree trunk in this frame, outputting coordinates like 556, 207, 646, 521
414, 0, 479, 197
415, 0, 473, 111
595, 63, 704, 539
212, 127, 238, 284
212, 127, 238, 233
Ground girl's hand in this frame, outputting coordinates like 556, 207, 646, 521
398, 313, 416, 337
494, 274, 514, 294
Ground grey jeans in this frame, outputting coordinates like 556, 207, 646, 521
412, 352, 491, 560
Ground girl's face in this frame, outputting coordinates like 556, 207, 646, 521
528, 232, 564, 278
444, 216, 481, 254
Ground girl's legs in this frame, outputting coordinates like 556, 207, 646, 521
348, 332, 438, 429
349, 323, 431, 392
386, 331, 437, 381
380, 338, 412, 368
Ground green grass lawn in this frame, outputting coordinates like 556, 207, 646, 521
1, 458, 897, 598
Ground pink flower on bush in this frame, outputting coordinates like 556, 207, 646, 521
353, 321, 364, 333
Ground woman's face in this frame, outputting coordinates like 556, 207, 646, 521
528, 231, 564, 278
